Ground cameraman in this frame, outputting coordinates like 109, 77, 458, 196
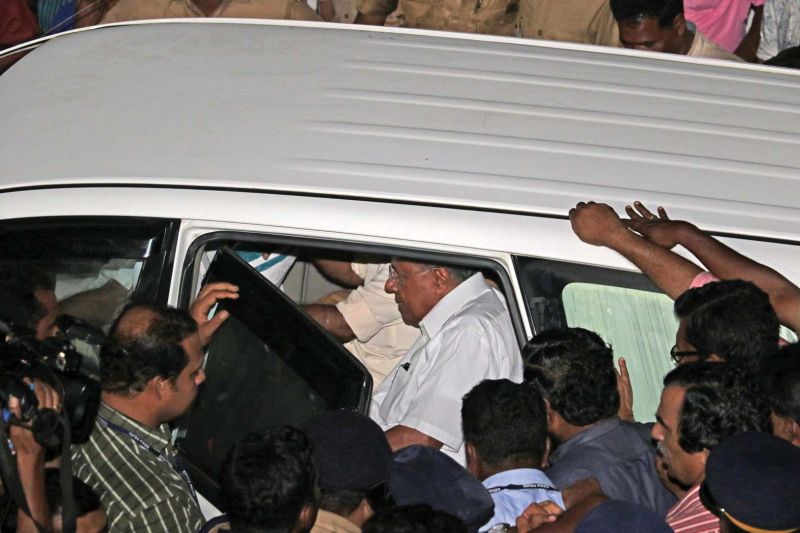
4, 379, 62, 533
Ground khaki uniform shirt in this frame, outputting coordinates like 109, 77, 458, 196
311, 510, 362, 533
687, 30, 744, 61
102, 0, 321, 24
518, 0, 619, 46
337, 263, 420, 390
357, 0, 520, 36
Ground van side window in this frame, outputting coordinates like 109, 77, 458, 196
515, 256, 677, 422
0, 217, 177, 333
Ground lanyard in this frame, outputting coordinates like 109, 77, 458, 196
98, 416, 198, 503
486, 483, 557, 495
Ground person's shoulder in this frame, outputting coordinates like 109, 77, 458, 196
691, 31, 743, 61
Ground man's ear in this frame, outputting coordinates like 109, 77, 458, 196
699, 448, 710, 466
147, 376, 168, 399
544, 399, 556, 427
465, 441, 481, 478
432, 266, 451, 289
298, 503, 318, 532
672, 13, 687, 36
789, 419, 800, 447
707, 353, 725, 363
772, 414, 800, 446
541, 436, 552, 469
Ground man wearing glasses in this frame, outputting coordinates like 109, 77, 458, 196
652, 362, 771, 533
370, 259, 523, 464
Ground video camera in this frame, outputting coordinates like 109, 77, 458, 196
0, 317, 102, 449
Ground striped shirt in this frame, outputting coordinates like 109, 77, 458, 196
666, 484, 719, 533
72, 403, 204, 533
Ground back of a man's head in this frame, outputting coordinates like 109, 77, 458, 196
673, 280, 779, 371
222, 426, 317, 532
609, 0, 683, 25
305, 410, 391, 522
663, 362, 771, 453
462, 379, 547, 472
761, 344, 800, 444
523, 328, 619, 427
100, 303, 196, 394
363, 505, 466, 533
0, 266, 55, 333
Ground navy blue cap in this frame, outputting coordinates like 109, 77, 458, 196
575, 500, 672, 533
703, 431, 800, 532
305, 410, 391, 491
387, 445, 493, 531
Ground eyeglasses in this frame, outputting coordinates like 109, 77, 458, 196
387, 265, 434, 288
670, 345, 706, 364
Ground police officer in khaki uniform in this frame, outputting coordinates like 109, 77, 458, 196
517, 0, 619, 45
102, 0, 321, 24
355, 0, 520, 36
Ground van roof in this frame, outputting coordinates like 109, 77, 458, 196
1, 20, 799, 238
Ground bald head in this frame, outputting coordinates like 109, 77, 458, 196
101, 303, 198, 394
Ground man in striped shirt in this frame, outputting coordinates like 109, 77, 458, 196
72, 302, 215, 532
652, 362, 771, 533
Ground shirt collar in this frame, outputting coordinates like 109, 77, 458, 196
419, 273, 489, 340
550, 417, 621, 462
482, 468, 556, 490
98, 402, 172, 454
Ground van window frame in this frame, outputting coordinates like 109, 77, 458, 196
177, 230, 528, 347
0, 215, 180, 304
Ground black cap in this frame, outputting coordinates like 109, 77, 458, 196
703, 432, 800, 532
575, 501, 672, 533
387, 445, 493, 531
305, 410, 391, 491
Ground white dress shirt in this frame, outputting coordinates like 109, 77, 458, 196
370, 273, 523, 463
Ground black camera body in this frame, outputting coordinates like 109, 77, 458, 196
0, 320, 102, 446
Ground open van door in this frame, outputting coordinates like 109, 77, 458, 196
175, 247, 372, 505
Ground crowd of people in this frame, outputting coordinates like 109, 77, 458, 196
2, 199, 800, 533
1, 0, 799, 68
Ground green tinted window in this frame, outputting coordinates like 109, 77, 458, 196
562, 283, 677, 422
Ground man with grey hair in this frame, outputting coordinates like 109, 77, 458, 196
371, 259, 523, 464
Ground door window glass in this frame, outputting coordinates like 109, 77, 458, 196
516, 257, 676, 422
562, 283, 677, 422
0, 217, 177, 332
174, 248, 372, 504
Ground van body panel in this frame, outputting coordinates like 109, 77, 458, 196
1, 21, 799, 239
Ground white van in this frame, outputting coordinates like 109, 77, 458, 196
2, 19, 799, 509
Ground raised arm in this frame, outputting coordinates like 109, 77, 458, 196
569, 202, 702, 299
312, 259, 365, 288
625, 202, 800, 332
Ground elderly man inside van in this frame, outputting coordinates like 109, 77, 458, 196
370, 259, 523, 463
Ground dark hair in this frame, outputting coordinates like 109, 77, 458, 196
44, 468, 103, 519
765, 45, 800, 69
760, 344, 800, 423
673, 280, 779, 371
363, 505, 467, 533
100, 303, 197, 393
663, 362, 771, 453
221, 426, 317, 530
523, 328, 619, 426
609, 0, 683, 26
462, 379, 547, 467
319, 487, 367, 517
